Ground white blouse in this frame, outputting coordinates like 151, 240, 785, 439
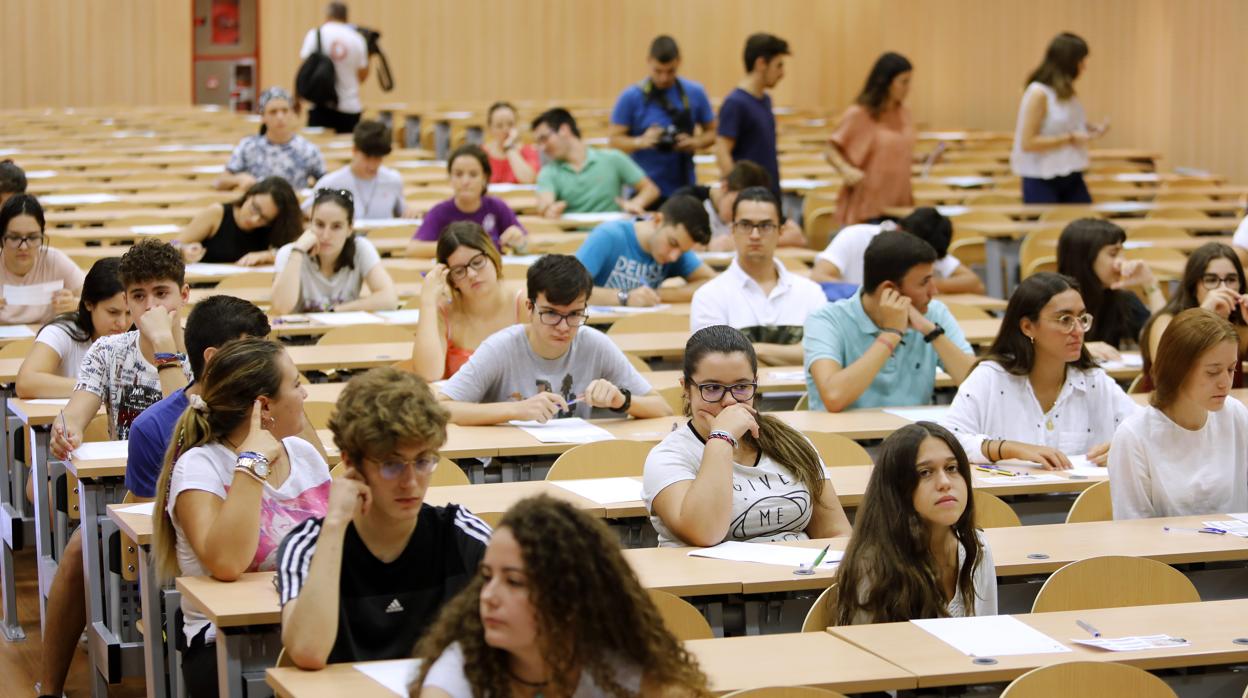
941, 361, 1139, 464
1010, 82, 1090, 179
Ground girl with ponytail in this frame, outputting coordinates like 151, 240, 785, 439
642, 325, 852, 547
152, 337, 329, 698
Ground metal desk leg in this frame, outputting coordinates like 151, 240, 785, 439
433, 122, 451, 160
403, 115, 422, 149
137, 546, 169, 698
216, 626, 280, 698
0, 387, 26, 640
28, 424, 56, 634
984, 237, 1007, 299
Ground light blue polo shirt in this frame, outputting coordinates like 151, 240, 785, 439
536, 147, 646, 213
802, 290, 972, 411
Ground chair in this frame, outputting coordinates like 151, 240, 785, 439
0, 338, 35, 359
1023, 255, 1057, 278
303, 402, 335, 429
803, 432, 870, 468
973, 490, 1021, 528
804, 206, 839, 251
606, 312, 689, 335
625, 352, 651, 373
316, 325, 413, 346
1018, 226, 1065, 279
1125, 373, 1147, 395
647, 589, 713, 641
657, 385, 685, 416
213, 272, 274, 291
1147, 207, 1209, 220
545, 439, 654, 480
1065, 480, 1112, 523
1030, 555, 1200, 613
723, 688, 848, 697
999, 661, 1176, 698
801, 583, 838, 632
1038, 207, 1100, 223
275, 648, 296, 668
948, 235, 986, 267
431, 457, 471, 486
794, 393, 810, 411
942, 302, 991, 321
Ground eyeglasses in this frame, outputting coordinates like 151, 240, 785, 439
372, 454, 440, 480
536, 308, 589, 327
693, 381, 758, 403
2, 234, 42, 249
732, 220, 779, 236
448, 252, 490, 281
1049, 312, 1094, 333
1201, 274, 1241, 290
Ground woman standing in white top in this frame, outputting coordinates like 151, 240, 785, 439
1110, 308, 1248, 520
942, 272, 1138, 470
833, 422, 996, 625
1010, 33, 1108, 204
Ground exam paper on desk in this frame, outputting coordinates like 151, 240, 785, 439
912, 615, 1071, 657
115, 501, 156, 516
881, 405, 951, 422
353, 659, 422, 698
508, 417, 614, 444
550, 477, 643, 505
1073, 635, 1189, 651
72, 440, 130, 460
303, 311, 384, 326
688, 541, 843, 569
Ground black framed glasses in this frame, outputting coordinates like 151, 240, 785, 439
2, 234, 42, 249
448, 252, 490, 281
1201, 273, 1241, 290
536, 309, 588, 327
373, 454, 440, 480
693, 381, 758, 403
732, 220, 779, 236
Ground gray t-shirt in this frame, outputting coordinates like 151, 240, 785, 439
304, 165, 406, 219
439, 325, 652, 420
642, 423, 828, 547
274, 236, 381, 313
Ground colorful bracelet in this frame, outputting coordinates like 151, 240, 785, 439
707, 430, 738, 449
154, 352, 186, 362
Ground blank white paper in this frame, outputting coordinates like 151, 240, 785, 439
687, 541, 843, 569
551, 477, 643, 505
509, 417, 614, 444
912, 615, 1071, 657
353, 659, 422, 698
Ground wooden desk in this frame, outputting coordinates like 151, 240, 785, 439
887, 200, 1244, 219
829, 599, 1248, 689
285, 343, 412, 372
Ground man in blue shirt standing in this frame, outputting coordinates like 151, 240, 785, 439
609, 36, 717, 202
715, 33, 789, 198
575, 194, 716, 307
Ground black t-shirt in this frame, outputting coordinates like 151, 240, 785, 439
1088, 290, 1150, 348
276, 504, 490, 663
202, 203, 273, 264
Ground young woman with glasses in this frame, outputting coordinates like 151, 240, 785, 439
412, 222, 525, 381
941, 272, 1138, 470
0, 194, 85, 325
270, 188, 398, 315
1138, 242, 1248, 392
643, 325, 851, 547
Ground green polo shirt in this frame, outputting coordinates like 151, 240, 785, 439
536, 147, 646, 213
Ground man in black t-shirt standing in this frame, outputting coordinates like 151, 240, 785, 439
276, 367, 490, 668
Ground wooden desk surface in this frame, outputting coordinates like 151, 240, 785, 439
285, 343, 413, 372
107, 504, 153, 545
959, 217, 1237, 239
829, 599, 1248, 688
65, 455, 127, 479
423, 481, 607, 519
887, 200, 1244, 219
9, 398, 71, 427
176, 572, 279, 628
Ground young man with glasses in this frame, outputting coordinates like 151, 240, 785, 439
804, 231, 975, 412
576, 193, 715, 308
690, 187, 827, 365
276, 368, 491, 668
438, 254, 669, 424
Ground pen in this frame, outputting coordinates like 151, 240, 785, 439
1076, 619, 1101, 638
811, 544, 831, 568
976, 465, 1019, 477
1162, 526, 1227, 535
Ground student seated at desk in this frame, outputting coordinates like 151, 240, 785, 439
270, 188, 398, 315
576, 194, 715, 308
217, 87, 326, 192
804, 231, 975, 412
412, 222, 524, 381
277, 368, 490, 669
673, 160, 803, 250
810, 207, 985, 294
1138, 242, 1248, 392
1110, 308, 1248, 519
689, 187, 826, 366
415, 495, 710, 697
532, 107, 660, 217
0, 194, 84, 325
834, 422, 997, 624
178, 176, 302, 266
942, 273, 1138, 469
482, 101, 541, 185
438, 254, 668, 424
406, 144, 528, 257
0, 158, 25, 206
152, 338, 330, 698
643, 325, 851, 547
1057, 218, 1165, 362
306, 119, 410, 220
17, 258, 128, 398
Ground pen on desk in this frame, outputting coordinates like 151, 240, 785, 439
811, 544, 831, 568
1162, 526, 1227, 535
976, 465, 1019, 477
1076, 619, 1101, 638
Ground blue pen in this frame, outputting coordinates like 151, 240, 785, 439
1163, 526, 1227, 535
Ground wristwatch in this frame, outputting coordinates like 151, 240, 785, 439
610, 388, 632, 413
617, 289, 630, 306
235, 451, 271, 482
923, 325, 946, 343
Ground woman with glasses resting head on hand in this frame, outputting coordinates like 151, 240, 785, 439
942, 273, 1137, 470
834, 422, 996, 625
177, 176, 302, 266
270, 188, 398, 315
1138, 242, 1248, 392
0, 194, 84, 325
151, 338, 329, 698
412, 222, 525, 381
643, 325, 852, 547
415, 495, 710, 697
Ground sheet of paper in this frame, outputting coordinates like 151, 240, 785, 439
976, 473, 1064, 485
304, 311, 384, 326
1072, 634, 1190, 651
766, 370, 806, 382
353, 659, 422, 698
587, 304, 672, 315
780, 178, 833, 190
912, 615, 1071, 657
373, 309, 422, 324
130, 224, 181, 235
1099, 352, 1143, 369
943, 176, 994, 188
0, 325, 35, 338
1203, 520, 1248, 537
551, 477, 644, 505
25, 398, 70, 405
25, 170, 57, 179
116, 502, 156, 516
1062, 454, 1109, 478
688, 541, 843, 569
41, 193, 122, 206
72, 440, 129, 460
190, 165, 225, 174
392, 159, 446, 168
693, 154, 716, 164
1096, 201, 1150, 213
1231, 513, 1248, 524
500, 254, 542, 265
486, 183, 537, 193
881, 406, 951, 422
508, 417, 614, 444
5, 280, 63, 306
935, 205, 969, 217
355, 218, 418, 229
184, 263, 262, 277
698, 251, 736, 262
561, 212, 631, 224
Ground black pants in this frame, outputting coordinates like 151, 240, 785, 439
1021, 171, 1092, 204
181, 625, 219, 698
308, 106, 361, 134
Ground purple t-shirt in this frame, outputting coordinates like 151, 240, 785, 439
414, 196, 524, 248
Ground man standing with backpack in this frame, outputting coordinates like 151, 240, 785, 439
299, 2, 369, 133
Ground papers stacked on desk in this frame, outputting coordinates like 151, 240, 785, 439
1098, 352, 1144, 370
912, 616, 1071, 657
688, 541, 843, 569
302, 311, 384, 326
551, 477, 643, 505
508, 417, 613, 444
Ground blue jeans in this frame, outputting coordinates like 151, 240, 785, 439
1021, 171, 1092, 204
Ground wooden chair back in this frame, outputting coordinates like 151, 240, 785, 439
803, 432, 871, 467
1031, 555, 1200, 613
0, 338, 35, 359
1065, 480, 1113, 523
804, 206, 839, 251
625, 352, 651, 373
794, 393, 810, 411
974, 490, 1021, 528
801, 583, 838, 632
647, 589, 714, 641
546, 439, 654, 480
1000, 661, 1176, 698
657, 385, 685, 416
947, 235, 986, 267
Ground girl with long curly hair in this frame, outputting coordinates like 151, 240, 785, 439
413, 495, 710, 697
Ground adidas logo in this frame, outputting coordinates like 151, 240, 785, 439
384, 598, 404, 614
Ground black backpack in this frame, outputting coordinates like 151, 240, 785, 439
295, 29, 338, 108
